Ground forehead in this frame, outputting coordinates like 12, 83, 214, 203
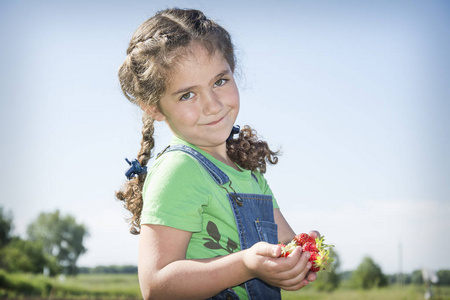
165, 44, 230, 88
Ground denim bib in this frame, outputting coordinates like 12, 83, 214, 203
161, 145, 281, 300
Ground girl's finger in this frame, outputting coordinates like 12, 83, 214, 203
309, 230, 320, 239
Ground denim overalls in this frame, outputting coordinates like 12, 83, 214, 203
161, 145, 281, 300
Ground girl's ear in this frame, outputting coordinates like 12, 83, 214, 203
143, 104, 165, 121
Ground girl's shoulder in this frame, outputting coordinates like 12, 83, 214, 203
144, 146, 220, 195
250, 169, 268, 185
250, 170, 275, 199
148, 149, 208, 180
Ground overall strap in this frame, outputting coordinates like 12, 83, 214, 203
159, 144, 230, 186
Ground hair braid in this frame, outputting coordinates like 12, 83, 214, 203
116, 115, 155, 234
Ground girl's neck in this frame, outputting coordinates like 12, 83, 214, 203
198, 145, 241, 172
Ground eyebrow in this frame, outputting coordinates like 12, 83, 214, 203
171, 69, 232, 96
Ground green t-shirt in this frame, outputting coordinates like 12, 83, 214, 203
141, 136, 278, 299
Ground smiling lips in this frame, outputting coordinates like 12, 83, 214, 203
205, 114, 226, 126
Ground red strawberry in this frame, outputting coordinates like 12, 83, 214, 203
278, 244, 289, 257
309, 252, 321, 272
278, 242, 296, 257
293, 233, 314, 246
303, 242, 318, 253
279, 233, 334, 273
308, 236, 334, 273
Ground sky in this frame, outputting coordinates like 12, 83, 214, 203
0, 0, 449, 275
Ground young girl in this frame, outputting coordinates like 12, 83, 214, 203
116, 8, 317, 300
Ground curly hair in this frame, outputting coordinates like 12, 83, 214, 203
116, 8, 280, 235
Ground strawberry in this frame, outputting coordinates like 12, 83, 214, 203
278, 244, 288, 257
278, 233, 334, 273
302, 242, 318, 253
278, 242, 296, 257
293, 233, 314, 246
309, 252, 321, 272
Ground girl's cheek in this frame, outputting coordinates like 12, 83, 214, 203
181, 109, 201, 124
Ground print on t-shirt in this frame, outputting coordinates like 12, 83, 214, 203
203, 221, 238, 254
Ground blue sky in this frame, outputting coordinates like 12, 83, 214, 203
1, 0, 449, 274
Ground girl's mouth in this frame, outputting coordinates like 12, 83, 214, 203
205, 115, 225, 126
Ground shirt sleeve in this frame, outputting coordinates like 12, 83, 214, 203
253, 171, 279, 209
141, 151, 211, 232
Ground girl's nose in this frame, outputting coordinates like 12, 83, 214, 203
202, 91, 223, 115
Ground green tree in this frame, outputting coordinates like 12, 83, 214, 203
26, 210, 89, 275
438, 270, 450, 285
351, 256, 388, 289
0, 237, 60, 274
411, 269, 424, 285
0, 206, 14, 247
314, 248, 341, 292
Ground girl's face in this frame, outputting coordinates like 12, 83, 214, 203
152, 44, 240, 153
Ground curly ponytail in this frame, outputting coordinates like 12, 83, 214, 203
227, 125, 280, 174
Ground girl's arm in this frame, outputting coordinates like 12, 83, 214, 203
138, 224, 312, 300
274, 208, 296, 244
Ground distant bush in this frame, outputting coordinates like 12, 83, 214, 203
411, 270, 424, 285
438, 270, 450, 285
0, 238, 60, 275
0, 270, 52, 297
351, 256, 388, 289
78, 265, 138, 274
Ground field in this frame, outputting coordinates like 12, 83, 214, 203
282, 284, 450, 300
0, 272, 141, 299
1, 272, 449, 299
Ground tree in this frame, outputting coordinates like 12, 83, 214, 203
351, 256, 387, 289
27, 210, 89, 275
0, 206, 14, 247
411, 270, 424, 285
314, 248, 341, 292
0, 237, 60, 274
438, 270, 450, 285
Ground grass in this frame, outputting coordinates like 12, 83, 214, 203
0, 271, 141, 299
282, 284, 450, 300
1, 271, 450, 299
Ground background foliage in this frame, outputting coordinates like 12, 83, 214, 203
0, 207, 87, 276
1, 205, 449, 299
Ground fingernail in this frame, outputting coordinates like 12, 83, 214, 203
307, 262, 312, 269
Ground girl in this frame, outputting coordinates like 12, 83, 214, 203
116, 8, 317, 300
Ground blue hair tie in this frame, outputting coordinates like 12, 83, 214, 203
124, 158, 147, 180
227, 125, 240, 141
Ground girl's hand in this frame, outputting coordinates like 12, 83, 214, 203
243, 242, 312, 291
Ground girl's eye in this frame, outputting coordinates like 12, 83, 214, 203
214, 78, 228, 87
180, 92, 195, 101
